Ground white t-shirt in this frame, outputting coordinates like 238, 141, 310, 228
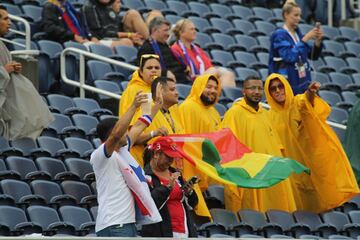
90, 144, 135, 232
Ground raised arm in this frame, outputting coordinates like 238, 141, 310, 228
305, 82, 321, 106
127, 83, 163, 148
105, 92, 147, 154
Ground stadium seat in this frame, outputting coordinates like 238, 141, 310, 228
0, 179, 46, 206
222, 87, 243, 101
60, 180, 97, 207
176, 83, 191, 100
35, 157, 80, 181
210, 18, 242, 35
47, 113, 86, 139
311, 71, 330, 84
59, 206, 95, 235
233, 19, 266, 37
11, 137, 50, 158
0, 159, 21, 181
5, 156, 51, 181
235, 68, 260, 82
238, 209, 283, 237
339, 26, 360, 42
344, 42, 360, 57
0, 137, 23, 159
87, 60, 125, 84
323, 56, 357, 74
73, 98, 113, 118
210, 50, 240, 68
21, 5, 42, 22
328, 107, 349, 124
342, 91, 359, 105
47, 94, 86, 116
318, 90, 342, 106
212, 33, 245, 51
30, 180, 78, 206
64, 158, 95, 182
266, 209, 312, 238
37, 136, 81, 159
215, 103, 227, 117
27, 205, 76, 236
188, 1, 220, 19
188, 16, 220, 35
346, 57, 360, 73
0, 205, 42, 236
321, 211, 360, 238
234, 51, 266, 69
63, 137, 94, 159
113, 45, 138, 64
254, 21, 276, 35
71, 114, 98, 137
204, 185, 225, 209
210, 208, 253, 237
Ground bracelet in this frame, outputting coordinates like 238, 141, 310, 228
150, 131, 155, 138
127, 32, 132, 38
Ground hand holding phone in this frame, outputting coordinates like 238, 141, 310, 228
181, 176, 200, 195
315, 22, 321, 29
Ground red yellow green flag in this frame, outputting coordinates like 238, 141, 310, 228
154, 129, 310, 188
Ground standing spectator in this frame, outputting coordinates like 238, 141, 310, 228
92, 86, 163, 237
269, 0, 323, 95
171, 19, 236, 87
0, 5, 54, 140
137, 17, 189, 83
141, 138, 198, 238
221, 76, 297, 212
265, 73, 359, 212
82, 0, 161, 46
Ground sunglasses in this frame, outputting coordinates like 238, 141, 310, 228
139, 54, 160, 68
269, 84, 285, 93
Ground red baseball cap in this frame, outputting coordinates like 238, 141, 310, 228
149, 138, 183, 158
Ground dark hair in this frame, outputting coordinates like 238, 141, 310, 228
96, 117, 118, 142
208, 75, 219, 84
151, 76, 175, 100
139, 54, 160, 71
0, 5, 7, 17
148, 16, 170, 35
243, 75, 262, 87
143, 146, 155, 166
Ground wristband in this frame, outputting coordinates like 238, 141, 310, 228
127, 32, 132, 38
138, 115, 152, 127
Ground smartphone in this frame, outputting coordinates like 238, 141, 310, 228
315, 22, 321, 29
188, 176, 200, 185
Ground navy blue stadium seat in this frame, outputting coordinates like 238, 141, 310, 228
47, 94, 86, 116
345, 42, 360, 57
234, 51, 266, 69
113, 45, 138, 64
0, 205, 42, 236
59, 206, 95, 234
30, 180, 78, 206
47, 113, 86, 139
11, 137, 50, 158
339, 26, 360, 42
37, 136, 81, 159
61, 180, 97, 207
73, 97, 113, 117
64, 158, 94, 181
210, 18, 242, 35
254, 21, 276, 35
311, 71, 330, 84
266, 209, 312, 238
27, 205, 76, 236
188, 2, 220, 19
232, 19, 266, 37
238, 209, 283, 237
87, 60, 125, 84
318, 90, 342, 106
212, 33, 245, 52
71, 114, 98, 137
0, 179, 46, 206
63, 137, 94, 159
235, 68, 260, 82
5, 156, 51, 181
21, 5, 42, 22
35, 157, 80, 181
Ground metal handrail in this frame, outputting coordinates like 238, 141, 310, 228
60, 47, 137, 98
0, 14, 32, 50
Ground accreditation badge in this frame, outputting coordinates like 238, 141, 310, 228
296, 62, 306, 79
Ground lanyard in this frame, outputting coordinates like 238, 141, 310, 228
178, 40, 205, 78
161, 108, 176, 133
149, 39, 166, 69
283, 25, 300, 44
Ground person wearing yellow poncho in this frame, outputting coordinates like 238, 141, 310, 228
178, 74, 221, 218
265, 73, 359, 212
119, 54, 163, 167
221, 76, 297, 212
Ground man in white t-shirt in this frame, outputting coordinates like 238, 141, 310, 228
91, 88, 163, 237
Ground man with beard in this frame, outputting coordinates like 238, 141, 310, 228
179, 74, 221, 134
221, 76, 298, 212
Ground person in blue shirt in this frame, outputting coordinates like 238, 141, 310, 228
269, 0, 323, 95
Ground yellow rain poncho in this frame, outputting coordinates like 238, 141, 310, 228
179, 74, 221, 134
178, 74, 222, 218
118, 70, 151, 167
221, 98, 297, 212
265, 73, 359, 212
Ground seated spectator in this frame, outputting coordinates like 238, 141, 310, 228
141, 138, 198, 238
171, 19, 236, 87
83, 0, 162, 46
0, 5, 54, 140
137, 17, 189, 83
42, 0, 130, 47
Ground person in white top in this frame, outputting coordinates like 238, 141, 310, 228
91, 85, 163, 237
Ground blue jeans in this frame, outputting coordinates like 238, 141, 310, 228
96, 223, 137, 237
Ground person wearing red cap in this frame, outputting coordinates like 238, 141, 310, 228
141, 138, 198, 238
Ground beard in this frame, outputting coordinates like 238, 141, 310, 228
200, 94, 216, 106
